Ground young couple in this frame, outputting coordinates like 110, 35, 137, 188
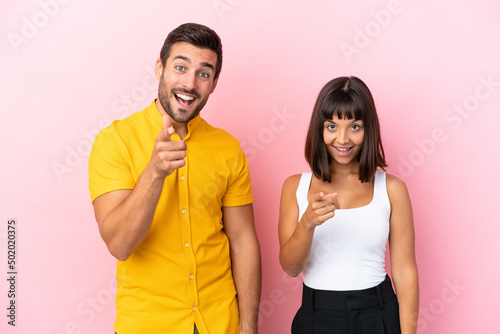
89, 22, 418, 334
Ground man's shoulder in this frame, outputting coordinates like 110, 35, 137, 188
102, 106, 157, 139
198, 118, 240, 145
115, 106, 153, 129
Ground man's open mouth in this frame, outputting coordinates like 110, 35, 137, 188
175, 93, 195, 107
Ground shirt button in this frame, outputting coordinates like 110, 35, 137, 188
185, 243, 189, 247
180, 176, 185, 181
190, 275, 194, 279
192, 307, 196, 311
182, 209, 187, 214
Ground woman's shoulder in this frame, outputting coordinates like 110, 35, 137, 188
283, 173, 302, 188
385, 172, 410, 200
282, 173, 312, 194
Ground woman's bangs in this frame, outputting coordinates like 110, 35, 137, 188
322, 92, 364, 121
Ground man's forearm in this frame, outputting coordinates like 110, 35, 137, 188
97, 163, 166, 260
231, 240, 262, 333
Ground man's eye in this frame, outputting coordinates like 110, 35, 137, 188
175, 65, 185, 71
199, 72, 209, 78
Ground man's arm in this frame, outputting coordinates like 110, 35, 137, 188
93, 115, 186, 261
222, 204, 261, 334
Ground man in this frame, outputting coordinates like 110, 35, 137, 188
88, 23, 261, 334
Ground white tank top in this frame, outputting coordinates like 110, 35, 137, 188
297, 171, 390, 290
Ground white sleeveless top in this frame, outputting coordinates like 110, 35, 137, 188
297, 171, 390, 290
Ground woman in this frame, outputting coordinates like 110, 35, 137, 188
278, 76, 418, 334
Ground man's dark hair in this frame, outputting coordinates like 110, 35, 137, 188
160, 23, 223, 80
305, 76, 387, 183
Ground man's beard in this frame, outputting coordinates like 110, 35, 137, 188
158, 77, 208, 124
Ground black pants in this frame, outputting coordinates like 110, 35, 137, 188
292, 276, 401, 334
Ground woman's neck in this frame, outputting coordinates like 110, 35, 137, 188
329, 160, 360, 178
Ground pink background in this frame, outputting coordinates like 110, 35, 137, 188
1, 0, 499, 333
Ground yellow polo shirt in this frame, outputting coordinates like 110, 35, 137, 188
88, 101, 253, 333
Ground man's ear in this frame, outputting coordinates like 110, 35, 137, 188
155, 58, 163, 80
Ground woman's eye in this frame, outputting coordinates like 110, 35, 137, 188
351, 124, 360, 130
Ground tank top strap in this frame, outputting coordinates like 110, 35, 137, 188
373, 171, 390, 210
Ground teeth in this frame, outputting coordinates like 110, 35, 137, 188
175, 93, 194, 101
336, 147, 350, 152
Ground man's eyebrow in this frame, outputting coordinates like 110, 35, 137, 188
173, 55, 190, 63
201, 62, 215, 71
173, 55, 215, 71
